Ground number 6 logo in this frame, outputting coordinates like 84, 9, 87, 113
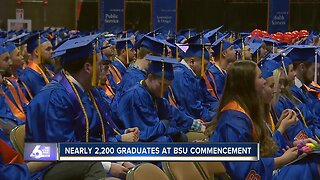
30, 145, 43, 159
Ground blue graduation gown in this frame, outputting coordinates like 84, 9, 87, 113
25, 76, 120, 143
19, 67, 48, 97
0, 161, 30, 180
111, 66, 147, 111
274, 96, 317, 140
210, 108, 319, 180
107, 59, 127, 91
171, 63, 218, 122
0, 92, 24, 128
207, 64, 226, 99
113, 83, 193, 142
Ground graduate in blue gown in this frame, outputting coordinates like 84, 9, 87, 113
0, 47, 25, 134
206, 60, 319, 180
205, 34, 236, 99
19, 33, 54, 97
107, 37, 135, 91
26, 34, 138, 179
111, 35, 175, 111
114, 55, 205, 142
171, 44, 218, 122
26, 34, 138, 143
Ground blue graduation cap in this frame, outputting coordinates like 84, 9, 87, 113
285, 45, 318, 62
211, 33, 232, 57
113, 37, 133, 50
6, 32, 29, 46
135, 35, 175, 56
146, 55, 179, 96
204, 25, 224, 43
184, 44, 210, 60
5, 42, 16, 54
258, 59, 281, 79
267, 52, 293, 76
0, 46, 8, 56
24, 32, 49, 53
178, 29, 197, 39
248, 42, 262, 55
185, 33, 210, 44
54, 34, 100, 63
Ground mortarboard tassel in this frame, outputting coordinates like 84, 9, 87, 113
241, 38, 245, 60
281, 54, 288, 77
161, 60, 165, 98
219, 41, 223, 61
272, 42, 275, 54
18, 38, 22, 54
38, 32, 42, 65
201, 44, 205, 77
256, 51, 259, 62
188, 29, 191, 39
91, 41, 98, 87
314, 50, 318, 84
125, 32, 129, 65
175, 35, 179, 59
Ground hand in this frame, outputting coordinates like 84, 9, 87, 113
125, 127, 140, 137
122, 162, 135, 170
121, 132, 139, 142
278, 109, 298, 133
281, 146, 299, 163
109, 163, 129, 179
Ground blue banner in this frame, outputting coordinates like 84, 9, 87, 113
100, 0, 125, 33
268, 0, 290, 33
152, 0, 177, 33
58, 143, 258, 161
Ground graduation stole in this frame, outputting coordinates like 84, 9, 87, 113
0, 82, 26, 121
269, 107, 291, 143
101, 79, 115, 100
203, 71, 219, 100
0, 136, 25, 164
19, 80, 33, 100
55, 70, 106, 142
305, 84, 320, 100
109, 64, 123, 84
167, 86, 177, 108
6, 77, 29, 105
221, 101, 258, 141
27, 61, 50, 84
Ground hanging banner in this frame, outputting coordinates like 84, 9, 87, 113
151, 0, 177, 33
268, 0, 290, 33
100, 0, 125, 33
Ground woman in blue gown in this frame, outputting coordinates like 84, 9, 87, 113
206, 60, 319, 180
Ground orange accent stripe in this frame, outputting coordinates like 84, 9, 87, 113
203, 71, 219, 100
27, 61, 50, 84
102, 80, 115, 100
7, 77, 29, 105
109, 65, 122, 84
167, 86, 177, 108
20, 80, 33, 100
0, 88, 25, 121
221, 101, 258, 141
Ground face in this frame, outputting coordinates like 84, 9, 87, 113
255, 66, 266, 97
166, 46, 172, 58
191, 57, 209, 78
262, 76, 275, 104
99, 61, 110, 84
224, 45, 236, 61
303, 63, 315, 85
103, 46, 115, 57
10, 48, 24, 68
148, 74, 171, 97
40, 41, 53, 61
243, 45, 252, 60
0, 52, 12, 76
287, 64, 296, 85
279, 72, 286, 93
259, 44, 268, 57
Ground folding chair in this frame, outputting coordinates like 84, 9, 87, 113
126, 163, 169, 180
162, 162, 206, 180
10, 124, 25, 156
195, 162, 231, 180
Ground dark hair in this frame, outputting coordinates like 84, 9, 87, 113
61, 55, 93, 74
292, 61, 313, 70
137, 47, 160, 59
205, 60, 277, 156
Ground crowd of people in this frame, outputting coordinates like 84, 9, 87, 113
0, 26, 319, 179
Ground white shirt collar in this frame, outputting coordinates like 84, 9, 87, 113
181, 59, 196, 76
67, 72, 85, 92
295, 77, 303, 88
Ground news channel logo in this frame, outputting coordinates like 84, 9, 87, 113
24, 143, 58, 161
